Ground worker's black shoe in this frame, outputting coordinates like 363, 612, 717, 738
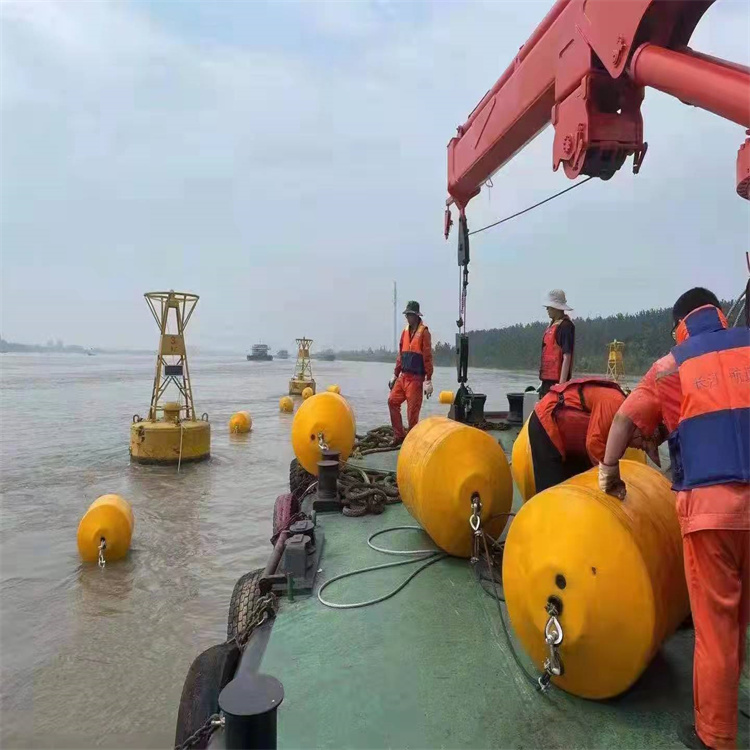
677, 725, 712, 749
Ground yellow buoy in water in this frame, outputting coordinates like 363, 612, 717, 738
503, 460, 689, 699
77, 494, 134, 564
301, 387, 314, 400
438, 390, 454, 405
279, 396, 294, 413
511, 418, 647, 502
397, 417, 513, 557
327, 384, 341, 394
229, 411, 252, 434
291, 392, 356, 474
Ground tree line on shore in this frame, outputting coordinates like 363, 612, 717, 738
337, 304, 721, 376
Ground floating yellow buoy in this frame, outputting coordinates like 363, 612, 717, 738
327, 384, 341, 394
279, 396, 294, 413
397, 417, 513, 557
438, 390, 454, 405
229, 411, 252, 434
511, 418, 647, 502
503, 460, 689, 699
77, 494, 134, 564
291, 392, 356, 475
301, 387, 314, 400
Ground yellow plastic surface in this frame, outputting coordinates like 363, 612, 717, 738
511, 419, 536, 501
438, 390, 454, 405
77, 494, 134, 563
130, 420, 210, 464
397, 417, 513, 558
503, 460, 689, 699
511, 420, 647, 502
291, 392, 356, 475
229, 411, 252, 434
327, 385, 341, 394
302, 387, 314, 400
279, 396, 294, 413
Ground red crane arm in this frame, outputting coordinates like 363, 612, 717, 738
446, 0, 750, 225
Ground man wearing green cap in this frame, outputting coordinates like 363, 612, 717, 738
388, 301, 433, 446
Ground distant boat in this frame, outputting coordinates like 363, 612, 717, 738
276, 349, 289, 360
318, 350, 336, 362
247, 344, 273, 361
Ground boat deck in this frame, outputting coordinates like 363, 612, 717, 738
259, 431, 750, 748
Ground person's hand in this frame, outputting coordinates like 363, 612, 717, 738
424, 380, 433, 399
388, 376, 397, 390
598, 462, 627, 500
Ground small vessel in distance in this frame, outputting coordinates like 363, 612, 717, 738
247, 344, 273, 361
318, 349, 336, 361
276, 349, 289, 359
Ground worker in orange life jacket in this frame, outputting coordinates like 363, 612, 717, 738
388, 300, 433, 446
527, 377, 659, 494
600, 288, 750, 750
539, 289, 576, 396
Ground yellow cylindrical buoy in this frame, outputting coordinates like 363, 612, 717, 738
503, 460, 689, 699
397, 417, 513, 557
279, 396, 294, 413
438, 390, 454, 405
301, 387, 314, 400
77, 494, 134, 564
326, 384, 341, 394
229, 411, 252, 434
291, 392, 356, 475
511, 418, 648, 502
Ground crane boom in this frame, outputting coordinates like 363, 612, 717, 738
446, 0, 750, 228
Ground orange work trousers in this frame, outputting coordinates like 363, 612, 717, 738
388, 375, 423, 440
683, 529, 750, 749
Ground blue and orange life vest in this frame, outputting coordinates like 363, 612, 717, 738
669, 305, 750, 490
400, 323, 427, 377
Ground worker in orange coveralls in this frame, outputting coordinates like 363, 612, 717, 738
599, 288, 750, 750
388, 300, 433, 446
527, 377, 659, 493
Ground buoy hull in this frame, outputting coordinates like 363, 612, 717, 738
397, 417, 513, 557
229, 411, 252, 434
291, 392, 356, 475
289, 378, 316, 396
279, 396, 294, 413
511, 418, 647, 502
503, 460, 689, 699
326, 385, 341, 394
130, 420, 211, 464
77, 494, 134, 563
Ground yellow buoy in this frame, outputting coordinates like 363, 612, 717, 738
327, 384, 341, 394
438, 390, 454, 405
291, 392, 356, 475
301, 387, 314, 400
511, 418, 647, 502
397, 417, 513, 557
77, 494, 134, 563
279, 396, 294, 413
503, 460, 689, 699
229, 411, 252, 434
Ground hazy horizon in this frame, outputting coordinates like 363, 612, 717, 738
2, 0, 749, 354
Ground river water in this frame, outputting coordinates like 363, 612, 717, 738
0, 354, 537, 748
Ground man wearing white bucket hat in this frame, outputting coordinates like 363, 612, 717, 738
539, 289, 575, 396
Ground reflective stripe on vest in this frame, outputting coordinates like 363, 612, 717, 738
400, 324, 425, 376
668, 306, 750, 490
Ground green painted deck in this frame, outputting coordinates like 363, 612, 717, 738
260, 431, 750, 749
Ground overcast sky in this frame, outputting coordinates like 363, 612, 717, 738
2, 0, 749, 352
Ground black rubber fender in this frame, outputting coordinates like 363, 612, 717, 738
174, 642, 240, 749
227, 568, 263, 643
